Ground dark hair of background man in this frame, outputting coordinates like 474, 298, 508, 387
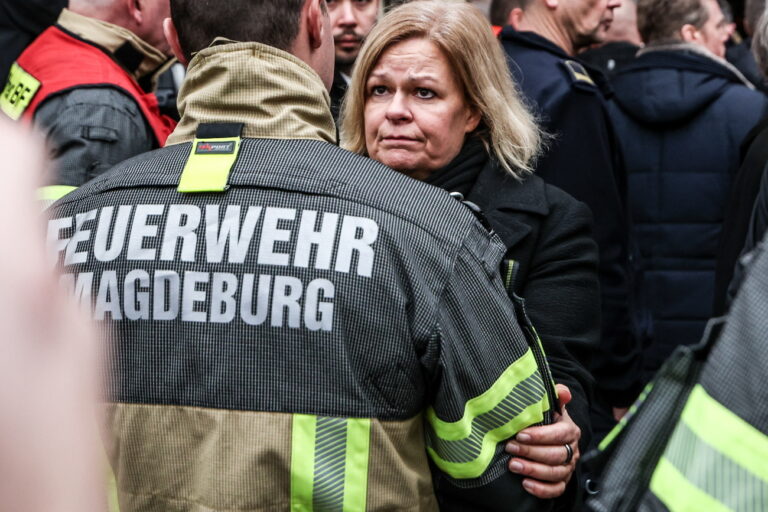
169, 0, 308, 61
489, 0, 533, 27
637, 0, 709, 44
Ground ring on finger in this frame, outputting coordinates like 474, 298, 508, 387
563, 443, 574, 465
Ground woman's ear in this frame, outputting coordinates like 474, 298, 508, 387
465, 108, 482, 134
164, 18, 189, 66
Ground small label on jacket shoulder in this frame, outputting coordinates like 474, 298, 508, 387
196, 141, 236, 155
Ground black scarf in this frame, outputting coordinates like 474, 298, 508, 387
425, 136, 488, 197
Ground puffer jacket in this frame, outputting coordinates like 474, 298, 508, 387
608, 45, 768, 380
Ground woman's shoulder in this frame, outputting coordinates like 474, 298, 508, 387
474, 159, 588, 220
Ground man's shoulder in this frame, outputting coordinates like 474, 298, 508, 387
36, 86, 143, 116
501, 31, 599, 98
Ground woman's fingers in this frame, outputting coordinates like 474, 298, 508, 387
511, 405, 580, 447
520, 478, 568, 499
508, 457, 574, 483
555, 384, 572, 407
506, 441, 577, 465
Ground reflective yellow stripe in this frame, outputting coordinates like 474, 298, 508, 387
342, 418, 371, 511
682, 385, 768, 483
1, 62, 41, 121
178, 137, 241, 193
650, 457, 731, 512
598, 382, 654, 451
107, 467, 120, 512
290, 414, 317, 512
290, 415, 372, 512
426, 349, 549, 479
37, 185, 77, 202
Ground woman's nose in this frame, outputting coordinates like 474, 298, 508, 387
385, 91, 412, 122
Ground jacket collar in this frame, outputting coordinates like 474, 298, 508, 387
167, 42, 336, 146
428, 138, 549, 249
470, 163, 549, 250
57, 9, 170, 89
630, 42, 755, 89
499, 26, 571, 60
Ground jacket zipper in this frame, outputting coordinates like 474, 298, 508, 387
503, 259, 558, 424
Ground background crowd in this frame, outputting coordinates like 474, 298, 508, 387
1, 0, 767, 510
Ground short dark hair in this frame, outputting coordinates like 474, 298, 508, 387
170, 0, 309, 61
637, 0, 710, 45
489, 0, 531, 26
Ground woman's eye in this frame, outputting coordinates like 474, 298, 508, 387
415, 88, 436, 99
371, 85, 388, 96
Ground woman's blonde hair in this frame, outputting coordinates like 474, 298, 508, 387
339, 0, 541, 178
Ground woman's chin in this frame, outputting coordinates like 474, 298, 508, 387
371, 150, 433, 180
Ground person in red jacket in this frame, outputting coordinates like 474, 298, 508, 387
0, 0, 176, 195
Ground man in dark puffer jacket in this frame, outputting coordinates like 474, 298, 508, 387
609, 0, 768, 382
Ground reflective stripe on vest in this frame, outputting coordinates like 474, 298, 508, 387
290, 415, 372, 511
425, 349, 550, 480
38, 185, 78, 209
649, 385, 768, 511
598, 382, 654, 452
1, 62, 41, 121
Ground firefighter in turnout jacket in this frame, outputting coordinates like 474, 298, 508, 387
48, 0, 560, 510
1, 1, 176, 194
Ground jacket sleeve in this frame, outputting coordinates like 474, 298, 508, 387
517, 186, 599, 453
426, 223, 554, 512
537, 89, 642, 408
34, 87, 154, 187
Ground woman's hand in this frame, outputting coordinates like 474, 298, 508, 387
505, 384, 581, 499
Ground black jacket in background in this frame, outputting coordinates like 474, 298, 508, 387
609, 48, 768, 379
329, 70, 348, 123
500, 27, 641, 409
579, 41, 640, 77
0, 0, 65, 82
726, 159, 768, 305
428, 139, 599, 511
726, 38, 767, 93
714, 115, 768, 315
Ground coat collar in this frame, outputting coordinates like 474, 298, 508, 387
499, 26, 571, 61
468, 158, 550, 250
57, 9, 171, 89
167, 41, 337, 146
627, 43, 755, 88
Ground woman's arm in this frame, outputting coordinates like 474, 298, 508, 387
505, 185, 601, 500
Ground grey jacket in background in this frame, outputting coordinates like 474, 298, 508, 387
35, 87, 154, 187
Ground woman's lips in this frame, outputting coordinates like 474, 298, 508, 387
381, 136, 420, 144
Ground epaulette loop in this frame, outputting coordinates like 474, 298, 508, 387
563, 60, 596, 87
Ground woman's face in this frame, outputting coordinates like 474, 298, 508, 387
363, 38, 480, 180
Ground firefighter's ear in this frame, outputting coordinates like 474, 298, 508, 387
164, 18, 188, 67
306, 0, 326, 50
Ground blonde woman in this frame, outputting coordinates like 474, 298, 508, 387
342, 2, 599, 508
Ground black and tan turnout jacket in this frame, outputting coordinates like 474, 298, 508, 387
49, 42, 556, 511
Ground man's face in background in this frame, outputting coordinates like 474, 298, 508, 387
328, 0, 380, 74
